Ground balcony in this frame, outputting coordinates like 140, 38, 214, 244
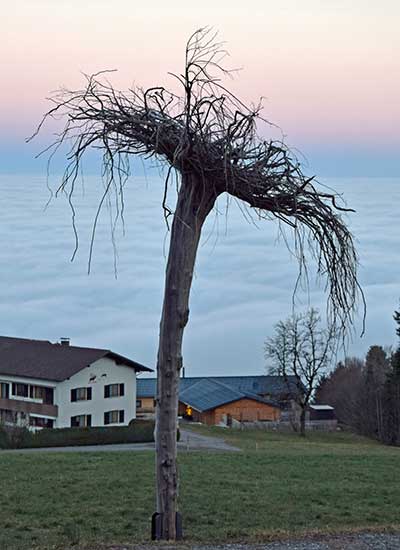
0, 397, 58, 418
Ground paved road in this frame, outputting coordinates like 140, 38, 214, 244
1, 442, 155, 454
0, 428, 239, 454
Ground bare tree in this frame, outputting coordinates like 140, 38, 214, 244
30, 28, 362, 539
265, 308, 336, 436
314, 356, 365, 428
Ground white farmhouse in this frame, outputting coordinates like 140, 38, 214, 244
0, 336, 152, 429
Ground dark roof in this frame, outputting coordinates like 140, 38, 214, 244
178, 378, 280, 412
0, 336, 152, 382
179, 379, 243, 412
137, 375, 300, 398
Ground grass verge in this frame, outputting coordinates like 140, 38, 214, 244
0, 429, 399, 549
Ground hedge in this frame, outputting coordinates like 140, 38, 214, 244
0, 420, 155, 449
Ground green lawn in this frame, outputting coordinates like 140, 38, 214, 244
0, 429, 400, 549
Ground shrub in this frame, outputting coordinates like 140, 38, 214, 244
0, 426, 9, 449
0, 425, 33, 449
0, 420, 155, 449
130, 418, 180, 441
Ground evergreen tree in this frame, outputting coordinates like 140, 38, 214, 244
381, 305, 400, 445
394, 308, 400, 338
363, 346, 389, 439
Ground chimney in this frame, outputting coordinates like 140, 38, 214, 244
60, 337, 70, 346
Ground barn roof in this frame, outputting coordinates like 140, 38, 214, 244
0, 336, 152, 382
178, 378, 280, 412
137, 375, 300, 398
179, 379, 243, 412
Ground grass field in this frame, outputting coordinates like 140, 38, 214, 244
0, 427, 400, 549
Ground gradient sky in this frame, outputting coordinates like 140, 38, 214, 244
1, 0, 399, 175
0, 3, 399, 376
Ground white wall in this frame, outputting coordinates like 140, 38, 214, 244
55, 357, 137, 428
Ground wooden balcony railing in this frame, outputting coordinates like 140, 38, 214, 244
0, 397, 58, 417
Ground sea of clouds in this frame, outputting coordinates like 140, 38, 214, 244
0, 174, 399, 376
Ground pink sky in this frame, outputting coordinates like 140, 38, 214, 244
1, 1, 399, 157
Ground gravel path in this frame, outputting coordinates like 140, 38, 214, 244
0, 428, 239, 454
229, 533, 400, 549
100, 532, 400, 550
179, 428, 240, 452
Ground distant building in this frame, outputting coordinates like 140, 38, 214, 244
0, 336, 151, 430
177, 378, 281, 425
308, 404, 336, 421
137, 375, 301, 426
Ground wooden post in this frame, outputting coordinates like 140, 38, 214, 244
155, 173, 217, 539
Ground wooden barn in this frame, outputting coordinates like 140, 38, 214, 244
136, 374, 298, 423
177, 378, 281, 425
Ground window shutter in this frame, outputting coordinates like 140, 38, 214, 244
104, 412, 109, 425
119, 384, 124, 397
104, 385, 110, 398
119, 410, 125, 423
87, 387, 92, 400
86, 415, 92, 427
12, 383, 16, 395
71, 389, 77, 402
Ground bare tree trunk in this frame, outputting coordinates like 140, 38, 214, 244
300, 407, 306, 437
155, 172, 217, 540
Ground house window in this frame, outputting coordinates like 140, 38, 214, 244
70, 414, 92, 427
30, 386, 44, 400
0, 383, 10, 399
29, 416, 54, 429
136, 399, 142, 408
104, 410, 124, 425
71, 387, 92, 402
42, 387, 54, 405
28, 386, 54, 404
104, 383, 125, 398
12, 383, 29, 398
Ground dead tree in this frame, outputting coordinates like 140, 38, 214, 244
265, 308, 337, 436
30, 28, 363, 540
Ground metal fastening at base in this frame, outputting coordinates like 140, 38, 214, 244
151, 512, 183, 540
